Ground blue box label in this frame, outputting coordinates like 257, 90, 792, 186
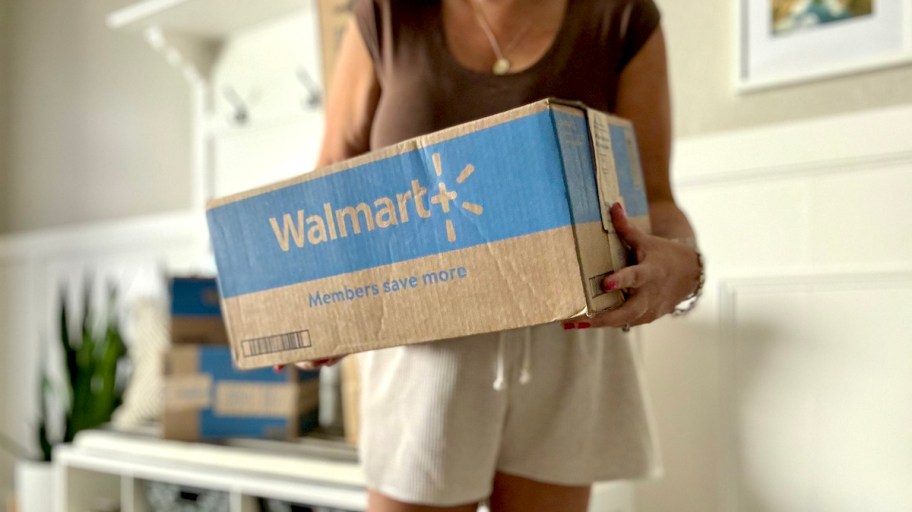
208, 111, 599, 299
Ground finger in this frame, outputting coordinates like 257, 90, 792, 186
294, 360, 324, 371
273, 364, 285, 373
603, 264, 649, 292
295, 357, 343, 370
589, 292, 650, 328
610, 202, 647, 249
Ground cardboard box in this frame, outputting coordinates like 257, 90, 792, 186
169, 277, 229, 345
207, 98, 650, 369
162, 345, 319, 441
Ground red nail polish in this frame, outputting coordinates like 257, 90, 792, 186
563, 322, 577, 330
604, 280, 618, 291
577, 322, 591, 329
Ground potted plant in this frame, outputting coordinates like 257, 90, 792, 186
2, 279, 129, 512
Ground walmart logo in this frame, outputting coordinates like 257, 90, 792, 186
269, 152, 484, 252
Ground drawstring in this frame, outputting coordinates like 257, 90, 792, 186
492, 329, 533, 390
493, 334, 506, 391
519, 328, 532, 384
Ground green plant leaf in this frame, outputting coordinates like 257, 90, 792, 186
69, 324, 96, 441
59, 284, 78, 399
91, 323, 125, 425
50, 276, 130, 447
38, 374, 53, 462
80, 274, 92, 342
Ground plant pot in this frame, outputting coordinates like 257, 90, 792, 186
15, 460, 54, 512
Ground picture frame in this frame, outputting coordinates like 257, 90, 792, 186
737, 0, 912, 92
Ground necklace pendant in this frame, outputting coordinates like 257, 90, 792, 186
492, 57, 511, 75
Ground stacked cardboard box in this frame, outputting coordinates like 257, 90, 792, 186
168, 277, 228, 346
163, 277, 319, 441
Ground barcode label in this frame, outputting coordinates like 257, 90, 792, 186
242, 330, 312, 357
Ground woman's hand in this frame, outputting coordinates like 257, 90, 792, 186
273, 356, 345, 373
568, 203, 701, 330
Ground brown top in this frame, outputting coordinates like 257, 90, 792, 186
353, 0, 661, 149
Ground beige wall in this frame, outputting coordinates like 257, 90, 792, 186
3, 0, 192, 234
656, 0, 912, 138
0, 0, 9, 233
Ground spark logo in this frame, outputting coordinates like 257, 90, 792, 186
429, 152, 484, 243
269, 152, 484, 252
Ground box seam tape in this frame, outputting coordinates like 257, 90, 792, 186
585, 107, 629, 276
547, 104, 593, 317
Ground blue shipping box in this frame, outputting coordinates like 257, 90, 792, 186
169, 277, 229, 345
206, 99, 650, 369
163, 345, 319, 441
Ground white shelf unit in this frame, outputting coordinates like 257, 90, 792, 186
107, 0, 312, 38
105, 0, 324, 210
54, 429, 367, 512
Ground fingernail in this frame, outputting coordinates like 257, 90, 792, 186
604, 279, 618, 291
563, 322, 577, 330
273, 365, 285, 373
577, 322, 591, 329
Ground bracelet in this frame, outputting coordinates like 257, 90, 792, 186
670, 238, 704, 316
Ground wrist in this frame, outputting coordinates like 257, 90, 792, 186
669, 237, 704, 316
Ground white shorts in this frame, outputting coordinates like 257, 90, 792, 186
357, 323, 662, 506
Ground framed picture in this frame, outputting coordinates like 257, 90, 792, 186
738, 0, 912, 91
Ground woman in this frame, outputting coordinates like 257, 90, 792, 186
309, 0, 702, 510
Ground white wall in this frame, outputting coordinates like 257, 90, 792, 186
3, 0, 192, 234
634, 105, 912, 512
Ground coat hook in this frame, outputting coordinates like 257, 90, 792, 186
296, 67, 323, 109
222, 86, 250, 125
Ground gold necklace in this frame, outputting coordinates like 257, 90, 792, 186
467, 0, 535, 75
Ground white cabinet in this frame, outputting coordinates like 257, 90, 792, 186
54, 430, 367, 512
